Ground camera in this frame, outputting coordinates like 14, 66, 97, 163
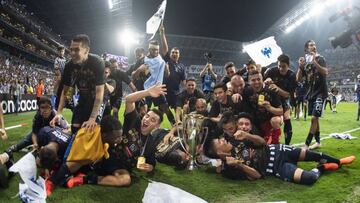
204, 52, 212, 63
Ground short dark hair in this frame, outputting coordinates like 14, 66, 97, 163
213, 83, 227, 91
104, 60, 111, 68
186, 77, 196, 83
72, 34, 90, 48
219, 111, 236, 128
237, 112, 253, 124
38, 96, 52, 107
57, 46, 65, 51
150, 108, 163, 124
224, 62, 235, 70
39, 147, 58, 170
203, 138, 219, 159
248, 70, 261, 77
100, 116, 123, 135
304, 40, 315, 52
246, 59, 256, 66
165, 150, 188, 169
277, 54, 290, 66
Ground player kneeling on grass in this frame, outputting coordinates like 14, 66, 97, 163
46, 84, 167, 195
204, 112, 355, 185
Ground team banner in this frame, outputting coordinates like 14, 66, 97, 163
146, 0, 167, 40
243, 36, 283, 67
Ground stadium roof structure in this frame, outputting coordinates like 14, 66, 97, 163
153, 34, 247, 66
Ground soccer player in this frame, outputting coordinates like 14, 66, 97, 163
175, 78, 205, 123
242, 70, 283, 144
159, 23, 186, 125
50, 34, 105, 134
264, 54, 297, 145
296, 40, 328, 149
205, 113, 355, 184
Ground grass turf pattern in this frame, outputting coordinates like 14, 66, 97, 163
0, 103, 359, 203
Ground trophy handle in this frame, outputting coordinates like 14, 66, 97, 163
176, 124, 190, 155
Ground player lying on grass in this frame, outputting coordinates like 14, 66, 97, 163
46, 84, 167, 196
204, 112, 355, 185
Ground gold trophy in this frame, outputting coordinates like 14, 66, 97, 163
177, 113, 207, 170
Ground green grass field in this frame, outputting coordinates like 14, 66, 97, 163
0, 103, 360, 203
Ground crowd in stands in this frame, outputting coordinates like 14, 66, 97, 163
0, 49, 54, 95
0, 0, 68, 62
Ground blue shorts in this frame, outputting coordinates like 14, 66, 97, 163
308, 98, 324, 117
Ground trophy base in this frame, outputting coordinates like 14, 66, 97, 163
187, 159, 200, 170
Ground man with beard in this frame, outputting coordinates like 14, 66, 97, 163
230, 75, 245, 105
175, 78, 205, 123
242, 70, 283, 144
264, 54, 298, 145
109, 58, 137, 121
50, 34, 105, 133
296, 40, 328, 149
205, 113, 355, 184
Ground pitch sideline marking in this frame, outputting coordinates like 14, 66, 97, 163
292, 127, 360, 146
4, 123, 28, 130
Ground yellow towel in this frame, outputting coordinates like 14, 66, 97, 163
66, 126, 109, 162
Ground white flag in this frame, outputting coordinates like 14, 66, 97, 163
243, 36, 283, 67
146, 0, 167, 40
143, 181, 207, 203
9, 152, 46, 203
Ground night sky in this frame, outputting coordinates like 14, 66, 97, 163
19, 0, 300, 54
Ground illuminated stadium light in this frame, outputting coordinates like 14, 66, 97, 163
119, 29, 139, 46
108, 0, 113, 10
284, 0, 348, 34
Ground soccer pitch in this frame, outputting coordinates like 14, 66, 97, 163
0, 103, 359, 203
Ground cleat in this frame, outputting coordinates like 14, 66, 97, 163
67, 173, 85, 188
309, 142, 321, 150
322, 163, 339, 171
340, 156, 355, 165
45, 179, 55, 197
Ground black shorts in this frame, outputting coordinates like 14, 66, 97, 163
92, 157, 129, 176
266, 144, 301, 182
72, 102, 105, 125
147, 94, 168, 107
110, 95, 122, 109
308, 98, 324, 117
296, 95, 306, 105
165, 93, 177, 109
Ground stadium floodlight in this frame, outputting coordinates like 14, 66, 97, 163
284, 0, 346, 34
119, 29, 139, 47
108, 0, 113, 10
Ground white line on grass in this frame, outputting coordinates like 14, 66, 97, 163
292, 127, 360, 147
4, 123, 27, 130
